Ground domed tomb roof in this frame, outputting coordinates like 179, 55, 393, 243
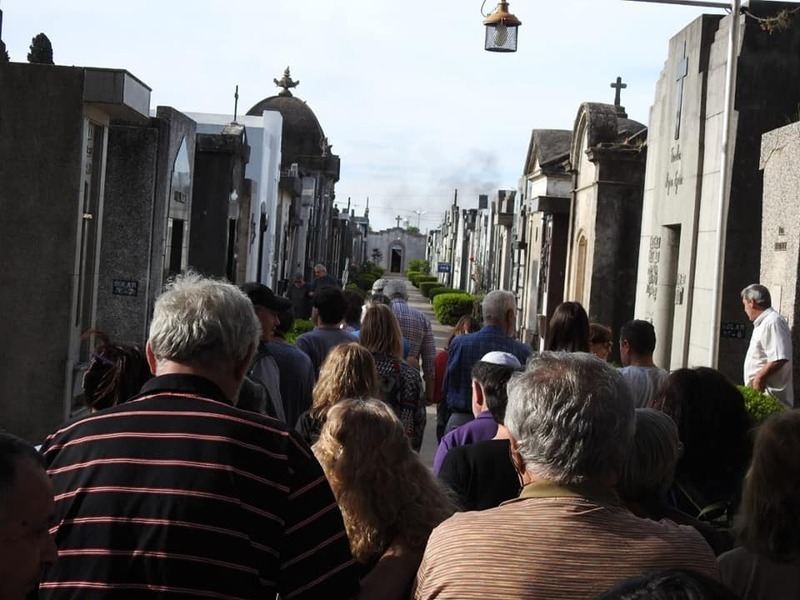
246, 67, 331, 168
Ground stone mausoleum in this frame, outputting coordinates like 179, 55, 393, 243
634, 2, 800, 383
368, 227, 427, 274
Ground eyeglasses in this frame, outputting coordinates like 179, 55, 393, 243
591, 341, 614, 349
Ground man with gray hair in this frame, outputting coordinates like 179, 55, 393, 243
416, 353, 719, 599
443, 290, 531, 433
38, 273, 360, 599
309, 263, 339, 296
384, 278, 437, 404
741, 283, 794, 408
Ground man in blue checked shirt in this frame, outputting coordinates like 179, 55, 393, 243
444, 290, 532, 434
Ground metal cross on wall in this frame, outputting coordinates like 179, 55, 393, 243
611, 76, 627, 107
675, 41, 689, 140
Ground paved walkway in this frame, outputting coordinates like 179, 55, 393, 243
384, 273, 449, 467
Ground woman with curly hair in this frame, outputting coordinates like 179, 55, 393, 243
359, 304, 426, 451
81, 330, 152, 413
313, 398, 456, 599
294, 343, 380, 445
646, 367, 752, 521
719, 410, 800, 599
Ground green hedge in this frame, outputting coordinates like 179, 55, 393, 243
737, 385, 786, 425
433, 293, 477, 326
419, 281, 443, 297
286, 318, 314, 344
406, 270, 422, 282
408, 273, 428, 286
429, 287, 463, 300
354, 272, 378, 291
412, 275, 438, 288
344, 283, 367, 299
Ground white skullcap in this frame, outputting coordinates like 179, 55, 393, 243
480, 351, 522, 367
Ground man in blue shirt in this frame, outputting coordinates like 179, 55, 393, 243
270, 307, 316, 429
309, 264, 339, 297
433, 351, 522, 474
444, 290, 531, 433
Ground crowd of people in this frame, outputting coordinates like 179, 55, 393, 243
1, 269, 798, 599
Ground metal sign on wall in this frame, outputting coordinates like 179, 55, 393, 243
720, 322, 746, 339
437, 262, 451, 273
112, 279, 138, 297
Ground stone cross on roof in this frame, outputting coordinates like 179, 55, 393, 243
611, 76, 627, 108
274, 67, 299, 98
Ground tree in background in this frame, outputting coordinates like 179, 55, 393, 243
408, 259, 431, 275
1, 47, 9, 62
406, 225, 420, 235
371, 248, 383, 264
27, 33, 53, 64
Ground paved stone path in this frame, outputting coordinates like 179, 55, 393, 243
383, 273, 449, 467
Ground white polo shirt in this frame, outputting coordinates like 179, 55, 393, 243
744, 307, 793, 408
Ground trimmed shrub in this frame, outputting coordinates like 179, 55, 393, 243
419, 281, 443, 298
429, 287, 463, 300
345, 283, 367, 299
286, 318, 314, 344
433, 293, 476, 326
354, 272, 378, 291
737, 385, 786, 425
406, 270, 422, 282
413, 275, 438, 288
409, 273, 427, 287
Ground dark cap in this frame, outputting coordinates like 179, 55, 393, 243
241, 282, 292, 312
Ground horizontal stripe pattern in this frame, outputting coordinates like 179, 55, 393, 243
45, 431, 290, 461
415, 497, 720, 599
39, 374, 359, 599
38, 580, 254, 600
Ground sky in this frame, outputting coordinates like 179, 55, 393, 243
1, 0, 722, 232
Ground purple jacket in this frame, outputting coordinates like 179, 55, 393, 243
432, 411, 498, 474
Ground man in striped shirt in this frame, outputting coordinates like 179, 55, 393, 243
39, 273, 360, 599
415, 352, 719, 600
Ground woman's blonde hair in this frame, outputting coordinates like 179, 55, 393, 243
359, 304, 403, 359
313, 398, 456, 565
311, 343, 379, 420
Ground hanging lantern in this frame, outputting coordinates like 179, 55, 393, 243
483, 1, 521, 53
